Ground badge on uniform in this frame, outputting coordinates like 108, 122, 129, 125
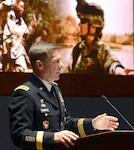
58, 91, 64, 103
41, 103, 46, 108
43, 120, 49, 129
40, 99, 47, 108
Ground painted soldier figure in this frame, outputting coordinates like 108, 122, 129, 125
71, 0, 127, 75
2, 0, 30, 72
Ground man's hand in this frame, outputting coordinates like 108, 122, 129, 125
115, 67, 134, 75
92, 113, 119, 131
54, 130, 79, 148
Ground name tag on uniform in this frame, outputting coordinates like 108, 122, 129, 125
40, 108, 50, 113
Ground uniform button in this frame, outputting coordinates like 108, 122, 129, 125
45, 113, 48, 116
39, 87, 43, 91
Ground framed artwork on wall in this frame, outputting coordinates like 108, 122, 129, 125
0, 0, 133, 96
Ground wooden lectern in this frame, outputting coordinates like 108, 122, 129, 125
54, 130, 134, 150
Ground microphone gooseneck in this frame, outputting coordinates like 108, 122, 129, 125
101, 95, 134, 130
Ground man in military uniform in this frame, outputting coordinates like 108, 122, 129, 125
9, 41, 119, 150
71, 0, 127, 75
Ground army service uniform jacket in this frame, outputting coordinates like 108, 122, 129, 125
9, 74, 95, 150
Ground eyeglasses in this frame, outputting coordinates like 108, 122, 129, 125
80, 18, 89, 24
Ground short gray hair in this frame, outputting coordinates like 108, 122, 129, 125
29, 41, 60, 67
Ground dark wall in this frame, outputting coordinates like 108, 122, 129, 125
0, 96, 134, 150
64, 96, 134, 130
1, 73, 134, 97
0, 96, 21, 150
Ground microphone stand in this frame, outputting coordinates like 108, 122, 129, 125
102, 95, 134, 130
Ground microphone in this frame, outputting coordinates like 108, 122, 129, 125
101, 95, 134, 130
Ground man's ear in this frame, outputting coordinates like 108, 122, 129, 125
35, 60, 43, 70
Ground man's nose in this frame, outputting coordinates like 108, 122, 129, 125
59, 60, 64, 68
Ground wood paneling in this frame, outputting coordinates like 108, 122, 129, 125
0, 72, 134, 96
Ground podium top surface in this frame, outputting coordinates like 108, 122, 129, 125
78, 130, 134, 140
55, 130, 134, 150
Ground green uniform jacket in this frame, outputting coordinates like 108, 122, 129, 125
9, 74, 95, 150
72, 41, 124, 74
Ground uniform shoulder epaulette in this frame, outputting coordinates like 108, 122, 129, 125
14, 85, 30, 92
52, 82, 58, 86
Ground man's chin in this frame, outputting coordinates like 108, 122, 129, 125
54, 75, 60, 81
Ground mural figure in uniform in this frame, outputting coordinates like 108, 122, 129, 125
70, 0, 130, 75
2, 0, 30, 72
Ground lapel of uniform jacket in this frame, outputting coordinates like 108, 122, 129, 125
54, 85, 65, 124
30, 74, 59, 108
38, 85, 59, 108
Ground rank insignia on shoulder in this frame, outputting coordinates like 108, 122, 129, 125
14, 85, 30, 92
43, 120, 49, 129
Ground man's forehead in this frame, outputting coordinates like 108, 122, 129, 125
48, 49, 61, 59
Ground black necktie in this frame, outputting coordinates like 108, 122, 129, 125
51, 85, 59, 106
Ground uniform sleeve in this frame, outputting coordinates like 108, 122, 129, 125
64, 111, 95, 137
97, 43, 124, 74
8, 88, 54, 150
6, 12, 16, 35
